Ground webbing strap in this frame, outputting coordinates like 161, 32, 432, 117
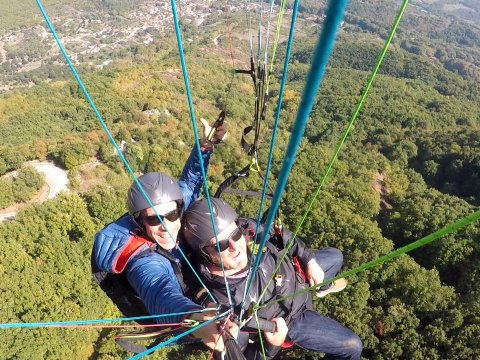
241, 125, 256, 154
236, 56, 256, 87
113, 235, 152, 274
116, 327, 179, 354
221, 189, 272, 199
214, 164, 251, 198
235, 69, 253, 75
214, 164, 274, 200
243, 0, 350, 311
223, 331, 247, 360
236, 55, 267, 158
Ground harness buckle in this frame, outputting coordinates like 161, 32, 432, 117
249, 156, 260, 173
182, 318, 200, 328
249, 241, 266, 255
274, 218, 283, 236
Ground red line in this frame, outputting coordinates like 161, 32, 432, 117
208, 313, 233, 360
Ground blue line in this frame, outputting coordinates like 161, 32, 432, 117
127, 309, 231, 360
170, 0, 234, 307
240, 0, 301, 317
34, 0, 217, 305
244, 0, 350, 296
0, 309, 212, 329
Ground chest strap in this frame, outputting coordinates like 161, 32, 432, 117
113, 235, 153, 274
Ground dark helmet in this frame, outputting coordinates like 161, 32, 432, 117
183, 198, 238, 252
127, 172, 183, 216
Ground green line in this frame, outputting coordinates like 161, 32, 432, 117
256, 0, 409, 306
289, 0, 410, 247
255, 311, 267, 360
254, 209, 480, 311
244, 0, 350, 314
266, 0, 287, 94
269, 0, 287, 74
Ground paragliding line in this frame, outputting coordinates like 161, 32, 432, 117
243, 0, 350, 306
255, 209, 480, 310
0, 308, 217, 329
34, 0, 217, 305
256, 0, 409, 306
240, 0, 301, 318
170, 0, 234, 307
127, 309, 231, 360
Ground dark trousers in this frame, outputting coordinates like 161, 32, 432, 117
288, 309, 362, 360
243, 248, 362, 360
286, 248, 362, 360
315, 247, 344, 284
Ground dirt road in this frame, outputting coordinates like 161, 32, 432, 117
0, 161, 69, 221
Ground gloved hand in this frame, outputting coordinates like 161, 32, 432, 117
200, 117, 227, 151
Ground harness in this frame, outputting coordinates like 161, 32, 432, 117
214, 53, 275, 222
91, 233, 192, 353
196, 219, 310, 342
91, 236, 153, 323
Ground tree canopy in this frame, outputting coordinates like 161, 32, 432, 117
1, 1, 479, 359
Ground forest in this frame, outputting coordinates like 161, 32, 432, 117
0, 0, 479, 359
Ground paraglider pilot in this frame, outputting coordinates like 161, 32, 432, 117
183, 198, 362, 360
92, 118, 229, 351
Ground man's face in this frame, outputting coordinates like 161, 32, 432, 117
203, 221, 249, 273
141, 201, 181, 250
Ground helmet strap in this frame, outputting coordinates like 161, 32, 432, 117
131, 213, 150, 239
200, 249, 221, 269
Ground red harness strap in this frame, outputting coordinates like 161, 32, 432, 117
281, 340, 295, 349
292, 256, 306, 283
113, 235, 153, 274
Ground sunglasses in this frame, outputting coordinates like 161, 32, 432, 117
203, 227, 243, 252
142, 208, 181, 227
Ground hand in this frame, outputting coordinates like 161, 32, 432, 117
306, 258, 325, 288
188, 310, 225, 351
200, 117, 227, 151
225, 318, 240, 338
264, 317, 288, 346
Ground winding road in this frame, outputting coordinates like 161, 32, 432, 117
0, 161, 69, 221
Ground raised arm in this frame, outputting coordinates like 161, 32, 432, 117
178, 118, 227, 209
178, 147, 212, 210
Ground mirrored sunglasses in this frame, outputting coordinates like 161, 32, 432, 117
142, 208, 181, 227
203, 227, 243, 252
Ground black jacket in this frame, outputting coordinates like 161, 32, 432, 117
194, 217, 315, 325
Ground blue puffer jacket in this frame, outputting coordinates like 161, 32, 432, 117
93, 147, 211, 324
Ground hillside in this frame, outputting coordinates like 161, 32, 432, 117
0, 1, 479, 359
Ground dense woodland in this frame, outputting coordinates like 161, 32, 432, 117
0, 0, 479, 359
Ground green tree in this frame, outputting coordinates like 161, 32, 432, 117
83, 186, 127, 225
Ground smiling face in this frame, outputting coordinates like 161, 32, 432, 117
141, 201, 181, 250
203, 221, 249, 276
